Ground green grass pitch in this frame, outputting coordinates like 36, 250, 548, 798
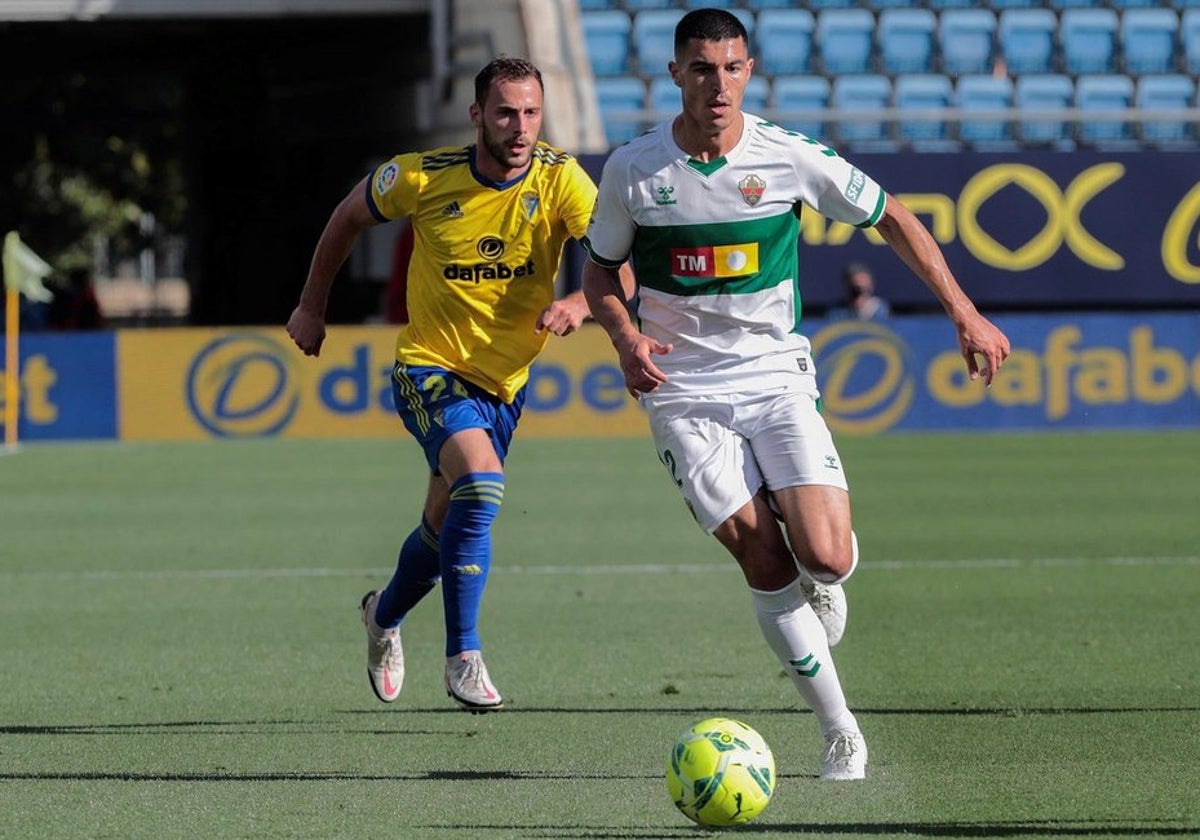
1, 431, 1198, 839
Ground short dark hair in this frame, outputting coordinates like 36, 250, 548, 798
843, 262, 873, 283
674, 8, 749, 58
474, 56, 544, 107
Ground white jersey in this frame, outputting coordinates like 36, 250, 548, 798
583, 115, 886, 397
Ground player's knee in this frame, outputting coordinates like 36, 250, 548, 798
806, 531, 859, 585
447, 472, 506, 533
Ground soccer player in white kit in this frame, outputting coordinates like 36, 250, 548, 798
582, 8, 1010, 780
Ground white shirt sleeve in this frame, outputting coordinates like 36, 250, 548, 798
791, 141, 886, 229
582, 150, 637, 267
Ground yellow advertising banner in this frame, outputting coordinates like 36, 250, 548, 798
117, 325, 649, 441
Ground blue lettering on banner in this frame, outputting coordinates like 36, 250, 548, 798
0, 333, 117, 441
186, 333, 299, 437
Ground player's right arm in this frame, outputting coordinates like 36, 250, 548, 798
287, 175, 379, 357
582, 259, 671, 398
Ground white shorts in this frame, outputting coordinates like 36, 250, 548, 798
644, 379, 848, 534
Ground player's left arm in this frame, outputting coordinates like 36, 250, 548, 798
535, 159, 602, 337
874, 194, 1011, 385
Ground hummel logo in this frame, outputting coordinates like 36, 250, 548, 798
441, 201, 464, 218
790, 654, 822, 678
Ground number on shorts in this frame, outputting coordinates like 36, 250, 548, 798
423, 374, 469, 401
659, 448, 684, 488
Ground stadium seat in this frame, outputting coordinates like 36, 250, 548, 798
633, 9, 685, 76
577, 0, 612, 10
757, 9, 815, 76
956, 74, 1017, 147
1049, 0, 1100, 8
894, 73, 953, 145
1186, 10, 1200, 73
1135, 74, 1196, 144
806, 0, 858, 9
1109, 0, 1160, 8
1076, 74, 1136, 146
1060, 8, 1119, 74
816, 8, 876, 75
878, 8, 937, 74
623, 0, 674, 10
648, 77, 680, 119
742, 76, 771, 116
998, 9, 1058, 74
743, 0, 795, 9
772, 74, 830, 139
1015, 74, 1075, 147
988, 0, 1038, 9
594, 77, 646, 147
582, 11, 632, 77
831, 75, 894, 149
939, 9, 997, 75
1122, 8, 1181, 75
927, 0, 976, 9
683, 0, 735, 8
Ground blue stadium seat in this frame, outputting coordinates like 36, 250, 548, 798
1122, 8, 1181, 75
1187, 10, 1200, 73
743, 0, 795, 9
757, 9, 815, 76
1049, 0, 1099, 8
772, 75, 830, 139
816, 9, 876, 75
577, 0, 613, 10
1015, 74, 1075, 147
648, 77, 679, 119
1135, 74, 1196, 144
831, 75, 894, 149
998, 9, 1058, 74
683, 0, 735, 8
1076, 74, 1136, 146
807, 0, 858, 9
582, 11, 632, 77
956, 74, 1017, 147
878, 9, 937, 74
624, 0, 674, 10
927, 0, 976, 9
988, 0, 1038, 9
1109, 0, 1160, 8
633, 9, 685, 76
894, 73, 954, 145
742, 76, 771, 116
594, 77, 646, 147
939, 9, 997, 75
1060, 8, 1119, 74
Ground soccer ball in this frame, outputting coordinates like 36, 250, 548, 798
665, 717, 776, 826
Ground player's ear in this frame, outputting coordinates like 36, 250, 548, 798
668, 62, 682, 88
469, 102, 481, 128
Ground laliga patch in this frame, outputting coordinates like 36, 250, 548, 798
375, 162, 399, 196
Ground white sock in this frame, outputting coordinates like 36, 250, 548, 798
751, 581, 860, 737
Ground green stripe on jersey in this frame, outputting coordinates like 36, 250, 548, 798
632, 211, 800, 298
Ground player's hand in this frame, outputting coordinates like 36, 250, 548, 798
614, 330, 672, 397
287, 305, 327, 356
535, 297, 589, 337
958, 313, 1010, 387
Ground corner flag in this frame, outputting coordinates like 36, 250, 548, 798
3, 231, 54, 303
3, 231, 55, 451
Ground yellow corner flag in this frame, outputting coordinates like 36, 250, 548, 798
3, 231, 55, 451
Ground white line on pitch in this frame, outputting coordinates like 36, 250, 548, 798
0, 555, 1197, 582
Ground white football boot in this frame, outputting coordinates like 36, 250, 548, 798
444, 650, 504, 713
799, 576, 848, 647
821, 729, 868, 780
360, 590, 404, 703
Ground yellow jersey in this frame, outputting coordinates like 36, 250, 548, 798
367, 143, 596, 403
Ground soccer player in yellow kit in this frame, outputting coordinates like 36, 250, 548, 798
287, 57, 606, 712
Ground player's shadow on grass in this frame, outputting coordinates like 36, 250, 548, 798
335, 705, 1200, 716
